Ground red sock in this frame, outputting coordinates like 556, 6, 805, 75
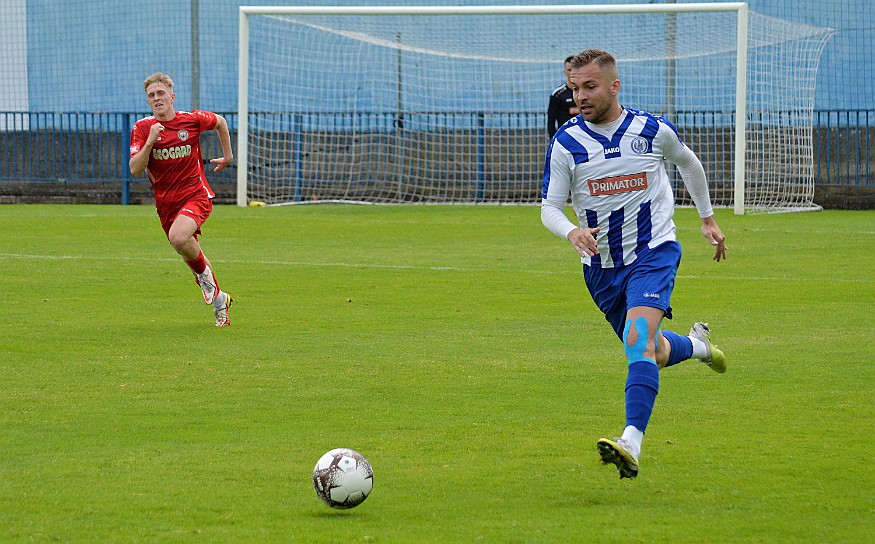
185, 251, 207, 275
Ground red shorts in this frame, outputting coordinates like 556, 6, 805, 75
157, 194, 213, 237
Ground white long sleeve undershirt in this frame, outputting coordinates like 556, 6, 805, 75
666, 140, 714, 219
541, 199, 577, 240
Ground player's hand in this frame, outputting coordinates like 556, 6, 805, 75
700, 216, 727, 262
147, 123, 164, 145
567, 226, 601, 258
210, 156, 233, 172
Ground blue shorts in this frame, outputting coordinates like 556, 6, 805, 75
583, 241, 682, 341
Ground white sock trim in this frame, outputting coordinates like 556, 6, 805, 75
621, 425, 644, 458
690, 336, 708, 359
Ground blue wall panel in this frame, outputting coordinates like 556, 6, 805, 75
17, 1, 874, 116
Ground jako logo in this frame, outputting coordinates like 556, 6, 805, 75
643, 292, 660, 299
588, 172, 648, 196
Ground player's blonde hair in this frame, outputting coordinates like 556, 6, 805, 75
570, 49, 618, 79
143, 72, 174, 92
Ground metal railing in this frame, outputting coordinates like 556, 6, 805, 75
1, 110, 872, 205
814, 110, 873, 187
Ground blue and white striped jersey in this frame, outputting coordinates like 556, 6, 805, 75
541, 107, 701, 268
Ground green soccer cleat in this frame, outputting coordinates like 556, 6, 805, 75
690, 322, 727, 374
597, 437, 639, 479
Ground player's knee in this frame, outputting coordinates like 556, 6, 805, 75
167, 232, 187, 250
623, 316, 657, 365
167, 232, 196, 255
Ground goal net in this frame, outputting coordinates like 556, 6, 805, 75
237, 4, 834, 212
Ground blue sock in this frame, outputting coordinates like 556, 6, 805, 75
625, 360, 659, 432
662, 330, 694, 367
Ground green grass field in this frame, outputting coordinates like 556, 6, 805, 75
1, 204, 873, 543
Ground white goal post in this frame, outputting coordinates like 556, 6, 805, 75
237, 3, 833, 213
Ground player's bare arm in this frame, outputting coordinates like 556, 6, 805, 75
129, 123, 165, 176
700, 215, 727, 262
209, 115, 234, 172
566, 226, 601, 258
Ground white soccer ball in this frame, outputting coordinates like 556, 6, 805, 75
312, 448, 374, 509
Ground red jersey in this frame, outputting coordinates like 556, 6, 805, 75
130, 110, 217, 207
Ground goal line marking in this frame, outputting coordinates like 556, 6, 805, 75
2, 252, 872, 284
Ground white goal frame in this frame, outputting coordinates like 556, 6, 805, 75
237, 3, 751, 212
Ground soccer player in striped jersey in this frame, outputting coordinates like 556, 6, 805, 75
129, 72, 234, 327
540, 49, 728, 479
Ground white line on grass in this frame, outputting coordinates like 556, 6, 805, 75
2, 252, 873, 284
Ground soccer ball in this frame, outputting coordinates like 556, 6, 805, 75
312, 448, 374, 509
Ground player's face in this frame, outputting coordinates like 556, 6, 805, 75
563, 62, 573, 87
569, 62, 620, 125
146, 82, 175, 120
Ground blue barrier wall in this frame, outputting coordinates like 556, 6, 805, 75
19, 0, 874, 116
1, 0, 871, 206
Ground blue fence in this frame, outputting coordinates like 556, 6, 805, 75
0, 112, 239, 204
814, 110, 872, 188
1, 110, 872, 205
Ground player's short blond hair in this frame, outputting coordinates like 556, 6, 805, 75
570, 49, 618, 78
143, 72, 174, 93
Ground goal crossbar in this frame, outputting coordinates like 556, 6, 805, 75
240, 3, 748, 16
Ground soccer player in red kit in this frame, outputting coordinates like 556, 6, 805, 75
129, 72, 234, 326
